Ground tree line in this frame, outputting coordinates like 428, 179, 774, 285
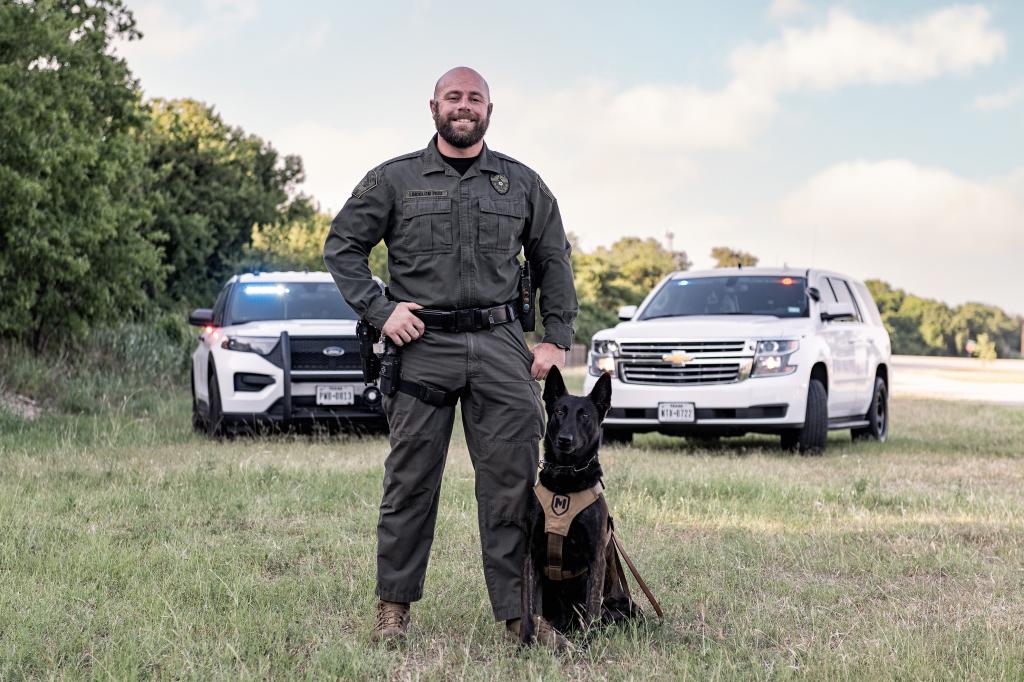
2, 1, 1020, 359
1, 1, 308, 347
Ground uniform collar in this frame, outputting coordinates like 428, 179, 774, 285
422, 135, 501, 177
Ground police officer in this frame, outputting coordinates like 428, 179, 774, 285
323, 67, 577, 648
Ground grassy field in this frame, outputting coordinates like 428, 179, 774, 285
2, 369, 1024, 680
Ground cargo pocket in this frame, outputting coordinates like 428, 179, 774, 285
478, 197, 525, 252
401, 197, 452, 254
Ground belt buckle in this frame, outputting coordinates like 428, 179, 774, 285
455, 308, 475, 332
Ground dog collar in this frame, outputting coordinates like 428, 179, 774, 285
539, 453, 598, 475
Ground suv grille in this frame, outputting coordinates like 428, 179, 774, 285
267, 336, 361, 371
618, 341, 746, 355
291, 337, 361, 370
617, 340, 751, 386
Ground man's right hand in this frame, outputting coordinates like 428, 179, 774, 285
381, 302, 425, 346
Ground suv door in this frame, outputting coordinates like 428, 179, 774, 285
195, 284, 231, 401
826, 277, 870, 415
816, 275, 855, 416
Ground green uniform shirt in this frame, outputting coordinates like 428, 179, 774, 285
323, 136, 578, 348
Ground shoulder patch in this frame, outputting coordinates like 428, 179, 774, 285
352, 170, 378, 198
536, 173, 555, 201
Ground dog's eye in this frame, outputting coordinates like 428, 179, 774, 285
580, 412, 590, 422
555, 407, 566, 417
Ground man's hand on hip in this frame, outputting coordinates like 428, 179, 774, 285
382, 302, 425, 346
530, 342, 566, 380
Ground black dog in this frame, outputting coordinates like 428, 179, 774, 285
521, 367, 637, 643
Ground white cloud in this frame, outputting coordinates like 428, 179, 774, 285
120, 1, 205, 57
768, 0, 811, 21
279, 3, 1011, 294
115, 0, 259, 59
201, 0, 259, 22
971, 81, 1024, 111
777, 160, 1024, 312
732, 6, 1005, 93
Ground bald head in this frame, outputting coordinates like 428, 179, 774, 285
433, 67, 490, 102
430, 66, 493, 154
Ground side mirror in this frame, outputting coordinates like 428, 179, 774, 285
820, 301, 855, 322
188, 308, 215, 326
807, 286, 821, 302
618, 305, 637, 321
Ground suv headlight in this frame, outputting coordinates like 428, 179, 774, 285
751, 339, 799, 378
222, 336, 278, 356
588, 339, 619, 377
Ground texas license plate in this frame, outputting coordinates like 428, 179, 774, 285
316, 385, 354, 405
658, 402, 695, 423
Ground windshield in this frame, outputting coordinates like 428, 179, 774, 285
225, 282, 358, 324
639, 276, 809, 320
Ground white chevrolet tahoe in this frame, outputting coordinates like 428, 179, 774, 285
187, 272, 386, 436
583, 268, 891, 453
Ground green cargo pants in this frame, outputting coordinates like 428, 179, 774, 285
376, 322, 545, 621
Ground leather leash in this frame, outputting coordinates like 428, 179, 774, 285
610, 528, 664, 618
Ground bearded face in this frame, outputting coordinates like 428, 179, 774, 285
433, 105, 490, 149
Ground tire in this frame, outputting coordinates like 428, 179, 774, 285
206, 365, 225, 438
191, 367, 205, 433
852, 377, 888, 443
781, 378, 828, 455
602, 427, 633, 445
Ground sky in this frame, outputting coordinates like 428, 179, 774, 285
116, 0, 1024, 314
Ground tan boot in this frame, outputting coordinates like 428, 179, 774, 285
505, 615, 571, 652
370, 600, 410, 645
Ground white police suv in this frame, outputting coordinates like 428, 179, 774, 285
187, 272, 385, 436
583, 268, 891, 453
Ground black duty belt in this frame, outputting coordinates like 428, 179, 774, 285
414, 302, 518, 333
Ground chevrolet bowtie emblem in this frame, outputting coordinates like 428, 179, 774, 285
662, 350, 694, 365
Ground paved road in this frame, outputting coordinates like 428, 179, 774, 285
892, 355, 1024, 405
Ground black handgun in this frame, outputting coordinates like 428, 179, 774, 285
356, 319, 381, 384
518, 261, 535, 332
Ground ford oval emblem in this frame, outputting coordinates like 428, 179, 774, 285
322, 346, 345, 357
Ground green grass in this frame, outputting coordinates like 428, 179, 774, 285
2, 368, 1024, 680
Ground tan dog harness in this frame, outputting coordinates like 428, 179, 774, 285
533, 480, 665, 618
534, 481, 610, 581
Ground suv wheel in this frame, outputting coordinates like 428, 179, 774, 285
781, 378, 828, 455
207, 365, 225, 438
852, 377, 888, 442
602, 427, 633, 445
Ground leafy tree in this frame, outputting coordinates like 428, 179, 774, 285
949, 302, 1020, 358
141, 98, 305, 304
864, 280, 1021, 358
575, 237, 689, 306
570, 237, 689, 346
239, 199, 390, 283
865, 280, 903, 317
711, 246, 759, 268
973, 333, 997, 361
0, 0, 163, 347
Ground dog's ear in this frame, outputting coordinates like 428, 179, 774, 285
588, 371, 612, 419
542, 366, 567, 414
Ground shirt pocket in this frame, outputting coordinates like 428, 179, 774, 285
401, 197, 453, 254
478, 197, 525, 253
